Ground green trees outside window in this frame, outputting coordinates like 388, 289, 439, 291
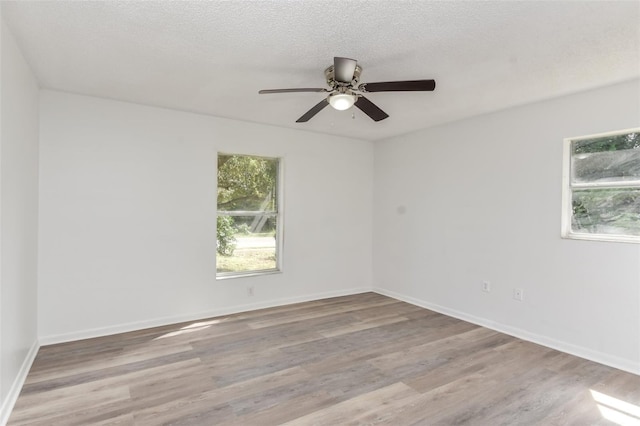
216, 154, 280, 275
564, 129, 640, 242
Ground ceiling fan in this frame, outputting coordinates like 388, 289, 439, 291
258, 57, 436, 123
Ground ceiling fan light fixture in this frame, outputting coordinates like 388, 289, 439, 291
328, 93, 356, 111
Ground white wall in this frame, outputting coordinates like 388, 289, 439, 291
38, 90, 373, 342
0, 15, 40, 423
373, 79, 640, 373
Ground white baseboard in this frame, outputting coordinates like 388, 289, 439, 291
0, 340, 39, 426
39, 287, 371, 346
373, 287, 640, 376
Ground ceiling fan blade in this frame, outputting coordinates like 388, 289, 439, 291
296, 98, 330, 122
259, 88, 328, 94
334, 57, 357, 83
354, 96, 389, 122
360, 79, 436, 92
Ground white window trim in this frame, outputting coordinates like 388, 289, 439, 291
216, 154, 284, 279
561, 127, 640, 244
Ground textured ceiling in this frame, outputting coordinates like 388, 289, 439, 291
2, 1, 639, 141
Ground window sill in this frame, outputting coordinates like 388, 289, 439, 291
562, 233, 640, 244
216, 269, 282, 280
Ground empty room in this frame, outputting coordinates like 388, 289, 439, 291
1, 1, 639, 425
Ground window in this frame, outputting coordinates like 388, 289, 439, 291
562, 128, 640, 243
216, 154, 281, 278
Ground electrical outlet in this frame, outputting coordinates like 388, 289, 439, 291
513, 288, 524, 301
482, 281, 491, 292
247, 286, 254, 297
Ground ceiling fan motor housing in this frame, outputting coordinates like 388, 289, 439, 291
325, 64, 362, 88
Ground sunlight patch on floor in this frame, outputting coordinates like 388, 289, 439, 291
591, 389, 640, 426
153, 318, 228, 340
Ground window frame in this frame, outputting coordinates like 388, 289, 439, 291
216, 153, 283, 279
561, 127, 640, 244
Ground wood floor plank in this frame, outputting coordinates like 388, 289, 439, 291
280, 382, 420, 426
8, 292, 640, 425
9, 385, 131, 426
222, 390, 338, 426
318, 314, 409, 338
245, 296, 400, 330
24, 343, 194, 385
132, 366, 311, 425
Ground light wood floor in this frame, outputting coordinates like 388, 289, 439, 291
8, 293, 640, 425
